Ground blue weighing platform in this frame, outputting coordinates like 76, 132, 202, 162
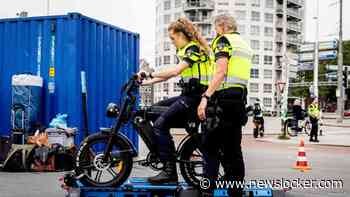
65, 177, 283, 197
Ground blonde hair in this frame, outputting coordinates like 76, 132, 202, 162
214, 14, 237, 33
168, 17, 211, 53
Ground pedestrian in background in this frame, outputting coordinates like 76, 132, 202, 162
308, 99, 320, 142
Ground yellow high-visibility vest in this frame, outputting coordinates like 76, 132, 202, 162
211, 33, 253, 90
177, 41, 212, 86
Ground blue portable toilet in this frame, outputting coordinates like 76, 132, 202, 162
11, 74, 43, 143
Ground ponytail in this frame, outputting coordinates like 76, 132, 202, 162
168, 17, 211, 54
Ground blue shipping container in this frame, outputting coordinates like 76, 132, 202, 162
0, 13, 140, 149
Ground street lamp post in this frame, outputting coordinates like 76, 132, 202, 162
337, 0, 344, 123
313, 0, 319, 101
47, 0, 50, 15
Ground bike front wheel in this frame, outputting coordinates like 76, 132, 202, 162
284, 119, 297, 137
75, 133, 133, 187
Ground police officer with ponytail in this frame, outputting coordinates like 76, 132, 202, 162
197, 14, 253, 196
138, 17, 211, 184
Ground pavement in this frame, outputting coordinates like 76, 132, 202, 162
242, 116, 350, 147
170, 116, 350, 147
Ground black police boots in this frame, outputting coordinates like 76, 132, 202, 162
148, 162, 178, 184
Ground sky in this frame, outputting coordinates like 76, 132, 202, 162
0, 0, 349, 66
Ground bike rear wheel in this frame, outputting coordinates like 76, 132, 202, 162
179, 136, 205, 187
178, 135, 224, 188
75, 133, 133, 187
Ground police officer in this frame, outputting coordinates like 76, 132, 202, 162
197, 14, 252, 196
253, 99, 265, 138
139, 17, 211, 184
308, 100, 320, 142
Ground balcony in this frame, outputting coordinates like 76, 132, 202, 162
287, 9, 302, 21
287, 22, 302, 33
275, 34, 283, 43
276, 0, 304, 8
275, 46, 283, 57
188, 15, 212, 24
275, 62, 283, 71
276, 20, 302, 33
287, 0, 303, 8
287, 36, 301, 46
183, 0, 215, 11
275, 33, 301, 46
276, 6, 284, 16
276, 6, 302, 21
275, 20, 283, 29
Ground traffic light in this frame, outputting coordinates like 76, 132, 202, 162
343, 67, 348, 88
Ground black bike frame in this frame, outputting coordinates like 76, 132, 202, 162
100, 75, 205, 164
103, 77, 138, 159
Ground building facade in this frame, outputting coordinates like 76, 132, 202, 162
139, 59, 155, 107
155, 0, 305, 112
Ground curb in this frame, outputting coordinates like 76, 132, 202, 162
256, 138, 350, 147
323, 123, 350, 128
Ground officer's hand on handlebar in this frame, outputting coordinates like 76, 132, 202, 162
136, 71, 148, 83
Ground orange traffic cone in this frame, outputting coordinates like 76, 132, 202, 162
293, 138, 311, 172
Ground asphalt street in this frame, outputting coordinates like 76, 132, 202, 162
0, 136, 349, 197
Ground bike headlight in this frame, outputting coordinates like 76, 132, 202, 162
106, 103, 120, 118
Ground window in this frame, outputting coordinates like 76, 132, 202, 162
264, 13, 273, 23
175, 0, 182, 8
251, 11, 260, 22
263, 84, 272, 93
238, 25, 245, 35
265, 0, 274, 8
158, 56, 162, 65
250, 25, 260, 36
251, 68, 259, 78
235, 10, 246, 20
264, 41, 273, 51
202, 26, 211, 36
250, 97, 259, 105
264, 69, 273, 79
264, 27, 273, 37
264, 55, 272, 65
263, 97, 272, 107
163, 83, 169, 92
235, 0, 246, 6
164, 55, 171, 64
174, 82, 182, 92
164, 0, 171, 10
174, 12, 182, 20
164, 42, 171, 51
252, 55, 260, 64
251, 0, 260, 7
218, 2, 229, 6
164, 14, 171, 24
250, 83, 259, 93
218, 10, 229, 14
164, 28, 168, 37
251, 40, 260, 50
